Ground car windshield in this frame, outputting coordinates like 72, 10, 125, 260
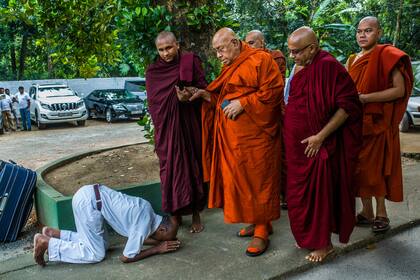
102, 90, 137, 100
38, 87, 75, 98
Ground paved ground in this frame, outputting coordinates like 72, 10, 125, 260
0, 121, 419, 279
286, 225, 420, 280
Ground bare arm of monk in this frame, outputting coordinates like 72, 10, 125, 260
301, 108, 349, 157
359, 68, 405, 103
119, 240, 181, 263
189, 88, 211, 102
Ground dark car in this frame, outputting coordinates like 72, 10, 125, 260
84, 89, 146, 123
124, 79, 147, 101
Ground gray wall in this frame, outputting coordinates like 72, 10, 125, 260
0, 77, 143, 98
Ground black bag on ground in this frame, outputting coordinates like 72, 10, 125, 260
0, 160, 37, 242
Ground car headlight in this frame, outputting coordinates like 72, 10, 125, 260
40, 102, 50, 110
113, 104, 126, 111
77, 101, 85, 108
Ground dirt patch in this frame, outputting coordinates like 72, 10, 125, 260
44, 144, 160, 196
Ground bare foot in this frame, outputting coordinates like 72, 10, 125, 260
237, 224, 256, 237
170, 215, 183, 226
33, 234, 50, 266
190, 211, 204, 233
295, 243, 302, 249
42, 227, 60, 238
305, 245, 334, 262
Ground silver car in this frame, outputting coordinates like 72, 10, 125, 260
400, 87, 420, 132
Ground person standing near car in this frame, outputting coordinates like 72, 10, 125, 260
15, 86, 31, 131
346, 16, 414, 233
0, 87, 16, 132
6, 88, 20, 130
146, 31, 207, 233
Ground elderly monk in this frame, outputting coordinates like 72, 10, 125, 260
284, 27, 362, 262
245, 30, 286, 79
346, 17, 413, 233
146, 31, 207, 233
246, 29, 288, 210
190, 28, 283, 257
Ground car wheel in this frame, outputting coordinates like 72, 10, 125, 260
36, 111, 46, 129
105, 108, 113, 123
86, 108, 92, 119
77, 120, 86, 126
399, 112, 411, 132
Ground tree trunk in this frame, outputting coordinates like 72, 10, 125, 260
393, 0, 403, 46
10, 39, 17, 80
156, 0, 215, 64
18, 33, 28, 80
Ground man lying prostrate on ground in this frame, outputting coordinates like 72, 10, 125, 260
33, 184, 180, 266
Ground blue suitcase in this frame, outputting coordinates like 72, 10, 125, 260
0, 160, 37, 242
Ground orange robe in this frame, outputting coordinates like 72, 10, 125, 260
268, 49, 286, 80
202, 43, 283, 224
348, 44, 414, 201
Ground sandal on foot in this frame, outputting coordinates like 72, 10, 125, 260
356, 213, 373, 227
281, 201, 288, 210
236, 224, 273, 238
372, 216, 390, 233
246, 237, 270, 257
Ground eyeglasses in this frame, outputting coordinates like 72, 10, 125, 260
287, 43, 313, 56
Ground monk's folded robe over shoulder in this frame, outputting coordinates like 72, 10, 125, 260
146, 52, 207, 214
284, 50, 362, 249
348, 44, 414, 202
202, 43, 283, 224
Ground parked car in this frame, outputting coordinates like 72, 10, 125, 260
29, 84, 88, 129
400, 86, 420, 132
84, 89, 146, 123
124, 79, 147, 101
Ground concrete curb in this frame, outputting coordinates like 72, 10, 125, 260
273, 219, 420, 279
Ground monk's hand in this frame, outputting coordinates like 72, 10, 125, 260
358, 93, 368, 104
189, 89, 211, 102
223, 100, 243, 120
157, 240, 181, 254
301, 134, 323, 158
175, 86, 192, 102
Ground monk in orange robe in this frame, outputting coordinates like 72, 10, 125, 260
245, 30, 286, 79
189, 28, 283, 257
245, 30, 288, 211
347, 17, 414, 233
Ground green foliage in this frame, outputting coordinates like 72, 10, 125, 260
137, 100, 154, 144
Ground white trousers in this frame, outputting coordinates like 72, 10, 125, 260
48, 186, 108, 263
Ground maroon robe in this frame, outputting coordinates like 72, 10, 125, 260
284, 51, 362, 249
146, 52, 208, 214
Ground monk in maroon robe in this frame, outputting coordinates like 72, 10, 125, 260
284, 27, 362, 262
146, 31, 207, 233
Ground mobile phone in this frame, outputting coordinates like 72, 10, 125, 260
178, 81, 185, 91
221, 99, 230, 109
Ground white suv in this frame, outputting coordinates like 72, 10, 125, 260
29, 84, 88, 129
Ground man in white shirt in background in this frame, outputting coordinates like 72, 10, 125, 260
14, 86, 31, 131
0, 87, 16, 132
33, 184, 180, 266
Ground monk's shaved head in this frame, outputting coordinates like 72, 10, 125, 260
155, 31, 179, 62
245, 30, 265, 49
155, 31, 177, 45
356, 16, 382, 52
358, 16, 381, 30
246, 30, 264, 41
288, 26, 319, 48
287, 26, 320, 66
212, 28, 241, 66
212, 27, 238, 45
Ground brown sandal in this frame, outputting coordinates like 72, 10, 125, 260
356, 213, 373, 227
372, 216, 390, 233
246, 237, 270, 257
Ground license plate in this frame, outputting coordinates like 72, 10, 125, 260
131, 111, 141, 115
58, 112, 73, 117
